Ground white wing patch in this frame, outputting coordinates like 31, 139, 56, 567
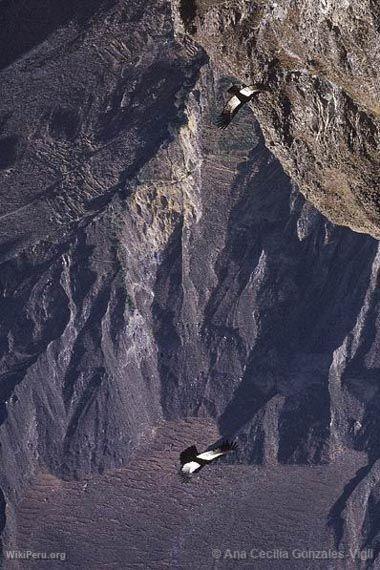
240, 86, 255, 97
196, 450, 226, 462
226, 95, 242, 114
181, 461, 201, 474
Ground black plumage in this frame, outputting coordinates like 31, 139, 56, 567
216, 83, 267, 129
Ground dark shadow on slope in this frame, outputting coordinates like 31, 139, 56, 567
0, 238, 23, 264
62, 367, 106, 456
59, 230, 120, 412
0, 135, 20, 170
152, 219, 184, 418
179, 0, 198, 34
293, 229, 376, 354
61, 284, 113, 407
361, 484, 380, 567
340, 291, 380, 463
327, 462, 373, 548
220, 382, 277, 438
0, 0, 116, 71
277, 379, 331, 464
211, 121, 377, 459
207, 128, 294, 435
96, 57, 205, 143
0, 241, 71, 425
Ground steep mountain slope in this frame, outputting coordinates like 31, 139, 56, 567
175, 0, 380, 238
0, 0, 380, 566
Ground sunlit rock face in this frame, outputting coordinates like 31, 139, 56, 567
1, 0, 380, 564
175, 0, 380, 238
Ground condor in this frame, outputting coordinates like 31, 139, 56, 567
179, 440, 237, 477
216, 83, 267, 129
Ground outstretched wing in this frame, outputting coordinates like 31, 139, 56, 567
239, 85, 256, 98
196, 440, 238, 462
180, 445, 198, 465
216, 95, 244, 129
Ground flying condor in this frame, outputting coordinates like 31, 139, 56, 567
179, 440, 238, 478
216, 83, 267, 129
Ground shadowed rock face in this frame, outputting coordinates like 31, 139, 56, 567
5, 420, 366, 569
1, 0, 380, 565
0, 0, 117, 72
174, 0, 380, 238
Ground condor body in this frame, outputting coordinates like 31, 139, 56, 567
216, 83, 267, 129
179, 441, 237, 478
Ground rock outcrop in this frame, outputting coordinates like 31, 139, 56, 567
175, 0, 380, 238
1, 0, 380, 565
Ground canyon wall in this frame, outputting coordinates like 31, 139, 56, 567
176, 0, 380, 238
0, 0, 380, 562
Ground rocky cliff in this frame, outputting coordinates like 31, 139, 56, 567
176, 0, 380, 238
1, 0, 380, 566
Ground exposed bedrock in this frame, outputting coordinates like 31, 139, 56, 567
1, 0, 380, 564
173, 0, 380, 239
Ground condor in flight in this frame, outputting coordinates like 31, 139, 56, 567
179, 440, 237, 478
216, 83, 267, 129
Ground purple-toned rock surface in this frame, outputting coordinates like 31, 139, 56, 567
0, 0, 380, 567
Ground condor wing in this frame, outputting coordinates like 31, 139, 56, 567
216, 95, 243, 129
196, 440, 238, 462
180, 445, 198, 466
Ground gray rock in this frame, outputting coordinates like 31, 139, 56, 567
176, 0, 380, 238
0, 0, 380, 565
